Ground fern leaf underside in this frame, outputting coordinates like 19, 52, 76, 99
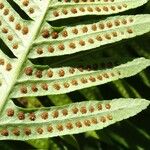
0, 0, 150, 140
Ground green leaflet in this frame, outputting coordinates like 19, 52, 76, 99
9, 0, 43, 19
0, 0, 34, 57
10, 57, 150, 98
0, 50, 16, 76
47, 0, 148, 21
18, 56, 127, 82
29, 15, 150, 58
0, 50, 17, 103
0, 98, 149, 140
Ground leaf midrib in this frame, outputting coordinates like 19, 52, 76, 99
0, 1, 51, 113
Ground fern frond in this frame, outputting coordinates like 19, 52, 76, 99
29, 15, 150, 58
0, 98, 149, 140
48, 0, 148, 21
0, 0, 149, 141
10, 57, 150, 98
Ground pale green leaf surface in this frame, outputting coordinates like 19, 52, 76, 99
0, 49, 17, 77
18, 56, 123, 82
0, 0, 35, 57
0, 0, 149, 141
11, 0, 43, 19
0, 98, 149, 140
47, 0, 148, 21
0, 0, 51, 112
10, 57, 150, 98
29, 15, 150, 58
